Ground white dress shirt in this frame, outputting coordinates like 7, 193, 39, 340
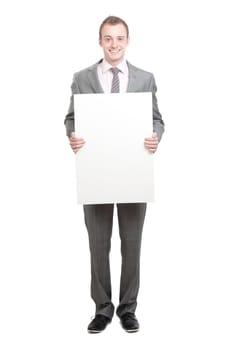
97, 59, 129, 93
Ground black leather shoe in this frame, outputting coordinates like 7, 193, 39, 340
120, 313, 140, 332
87, 315, 111, 333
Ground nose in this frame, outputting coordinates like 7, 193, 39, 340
111, 39, 118, 47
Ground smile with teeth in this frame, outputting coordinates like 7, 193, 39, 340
110, 49, 120, 53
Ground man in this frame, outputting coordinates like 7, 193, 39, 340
64, 16, 164, 333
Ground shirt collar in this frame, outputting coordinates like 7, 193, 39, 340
100, 58, 128, 75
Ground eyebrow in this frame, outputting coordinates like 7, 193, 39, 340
103, 35, 126, 39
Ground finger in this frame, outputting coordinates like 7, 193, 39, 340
144, 141, 158, 147
145, 143, 158, 152
71, 141, 85, 151
70, 138, 85, 145
144, 137, 158, 142
149, 145, 158, 152
144, 139, 158, 143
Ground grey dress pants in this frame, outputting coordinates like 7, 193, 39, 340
83, 202, 147, 320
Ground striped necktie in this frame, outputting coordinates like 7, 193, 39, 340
111, 67, 120, 93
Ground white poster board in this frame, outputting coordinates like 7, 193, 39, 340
74, 92, 154, 204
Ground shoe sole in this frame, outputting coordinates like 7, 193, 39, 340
88, 329, 102, 334
125, 328, 140, 333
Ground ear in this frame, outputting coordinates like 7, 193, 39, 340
99, 37, 103, 47
127, 36, 130, 46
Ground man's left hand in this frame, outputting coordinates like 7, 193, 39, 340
144, 132, 159, 153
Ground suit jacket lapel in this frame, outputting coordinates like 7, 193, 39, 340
87, 60, 104, 93
127, 62, 138, 92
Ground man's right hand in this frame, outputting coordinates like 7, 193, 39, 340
69, 132, 85, 153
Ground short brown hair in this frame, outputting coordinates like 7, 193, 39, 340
99, 16, 129, 39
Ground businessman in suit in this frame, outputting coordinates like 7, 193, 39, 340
64, 16, 164, 333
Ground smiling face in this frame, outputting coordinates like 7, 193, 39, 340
99, 23, 130, 66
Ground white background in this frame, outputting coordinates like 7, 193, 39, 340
0, 0, 232, 349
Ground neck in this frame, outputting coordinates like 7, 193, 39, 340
105, 57, 125, 67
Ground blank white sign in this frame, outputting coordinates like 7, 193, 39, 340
74, 92, 154, 204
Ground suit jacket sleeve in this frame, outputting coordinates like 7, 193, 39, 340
64, 74, 80, 137
149, 74, 164, 141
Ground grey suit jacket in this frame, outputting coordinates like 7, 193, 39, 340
64, 60, 164, 140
